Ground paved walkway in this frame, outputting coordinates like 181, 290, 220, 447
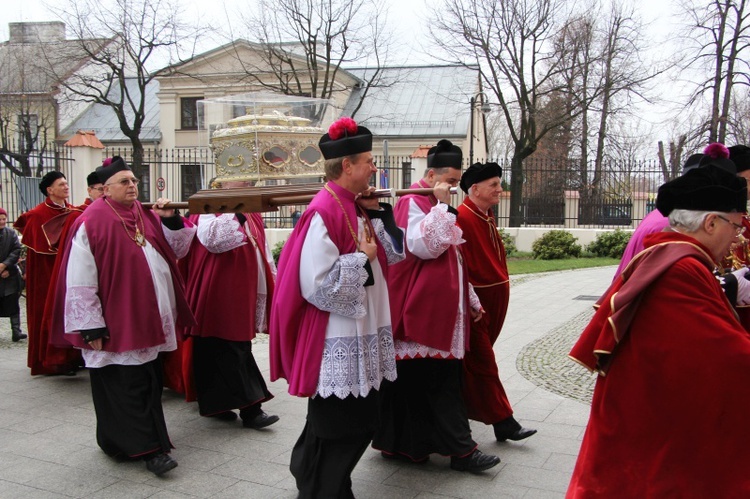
0, 266, 615, 498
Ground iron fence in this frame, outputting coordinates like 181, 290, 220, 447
0, 143, 76, 223
2, 143, 671, 229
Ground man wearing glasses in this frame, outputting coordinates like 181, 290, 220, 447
50, 157, 197, 476
568, 164, 750, 496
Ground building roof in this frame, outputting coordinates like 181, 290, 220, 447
343, 65, 479, 139
60, 78, 162, 143
0, 22, 113, 95
64, 130, 105, 148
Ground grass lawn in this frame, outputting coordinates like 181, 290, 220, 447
507, 253, 620, 275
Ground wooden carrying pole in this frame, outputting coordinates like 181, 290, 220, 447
143, 185, 457, 213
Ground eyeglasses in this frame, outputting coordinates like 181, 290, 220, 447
91, 186, 104, 192
716, 214, 744, 235
106, 177, 140, 187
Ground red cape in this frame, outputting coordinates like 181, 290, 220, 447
568, 231, 750, 496
14, 198, 76, 375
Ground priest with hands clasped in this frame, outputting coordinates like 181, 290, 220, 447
270, 117, 405, 498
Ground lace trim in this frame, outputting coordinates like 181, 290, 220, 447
163, 222, 197, 259
308, 252, 369, 318
198, 214, 247, 254
420, 204, 464, 258
394, 308, 466, 360
316, 326, 397, 399
372, 218, 405, 265
65, 286, 106, 332
255, 293, 268, 333
468, 283, 482, 312
81, 312, 177, 368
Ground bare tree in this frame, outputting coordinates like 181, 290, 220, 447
682, 0, 750, 143
0, 27, 59, 176
43, 0, 204, 176
234, 0, 393, 119
429, 0, 587, 226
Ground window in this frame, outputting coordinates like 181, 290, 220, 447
180, 97, 203, 130
181, 164, 203, 200
232, 105, 247, 119
17, 114, 38, 150
138, 169, 151, 202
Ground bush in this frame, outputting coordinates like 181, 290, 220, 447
272, 239, 287, 265
498, 228, 517, 256
532, 230, 582, 260
586, 230, 632, 259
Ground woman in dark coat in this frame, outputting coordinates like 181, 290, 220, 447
0, 208, 26, 342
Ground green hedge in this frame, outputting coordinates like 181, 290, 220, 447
532, 230, 582, 260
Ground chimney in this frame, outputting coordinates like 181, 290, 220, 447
8, 22, 66, 43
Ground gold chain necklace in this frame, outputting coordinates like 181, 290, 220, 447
323, 183, 372, 246
104, 198, 147, 247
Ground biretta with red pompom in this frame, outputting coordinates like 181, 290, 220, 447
656, 164, 747, 216
95, 156, 131, 184
319, 117, 372, 159
698, 143, 736, 174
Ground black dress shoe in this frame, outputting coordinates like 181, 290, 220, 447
493, 416, 537, 442
11, 333, 27, 342
242, 411, 280, 429
208, 411, 238, 421
450, 450, 501, 473
145, 453, 178, 476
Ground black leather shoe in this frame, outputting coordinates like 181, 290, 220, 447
208, 411, 238, 422
242, 411, 280, 429
11, 333, 27, 342
450, 450, 500, 473
493, 416, 537, 442
145, 453, 178, 476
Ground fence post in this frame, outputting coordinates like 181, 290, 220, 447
631, 191, 650, 229
564, 190, 579, 229
497, 191, 511, 228
63, 131, 105, 206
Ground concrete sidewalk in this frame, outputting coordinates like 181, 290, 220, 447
0, 266, 614, 498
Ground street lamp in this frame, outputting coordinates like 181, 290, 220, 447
469, 92, 492, 165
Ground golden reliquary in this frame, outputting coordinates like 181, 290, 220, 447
209, 109, 325, 187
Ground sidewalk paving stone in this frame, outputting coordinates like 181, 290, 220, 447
0, 266, 615, 498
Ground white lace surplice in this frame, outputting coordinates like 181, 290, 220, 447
394, 200, 473, 360
64, 220, 196, 368
300, 213, 398, 399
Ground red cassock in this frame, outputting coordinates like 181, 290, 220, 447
568, 231, 750, 497
14, 198, 79, 375
455, 198, 512, 424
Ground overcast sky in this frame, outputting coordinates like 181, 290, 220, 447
3, 0, 696, 150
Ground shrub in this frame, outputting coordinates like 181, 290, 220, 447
586, 230, 632, 259
532, 230, 582, 260
498, 228, 517, 256
272, 239, 287, 265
